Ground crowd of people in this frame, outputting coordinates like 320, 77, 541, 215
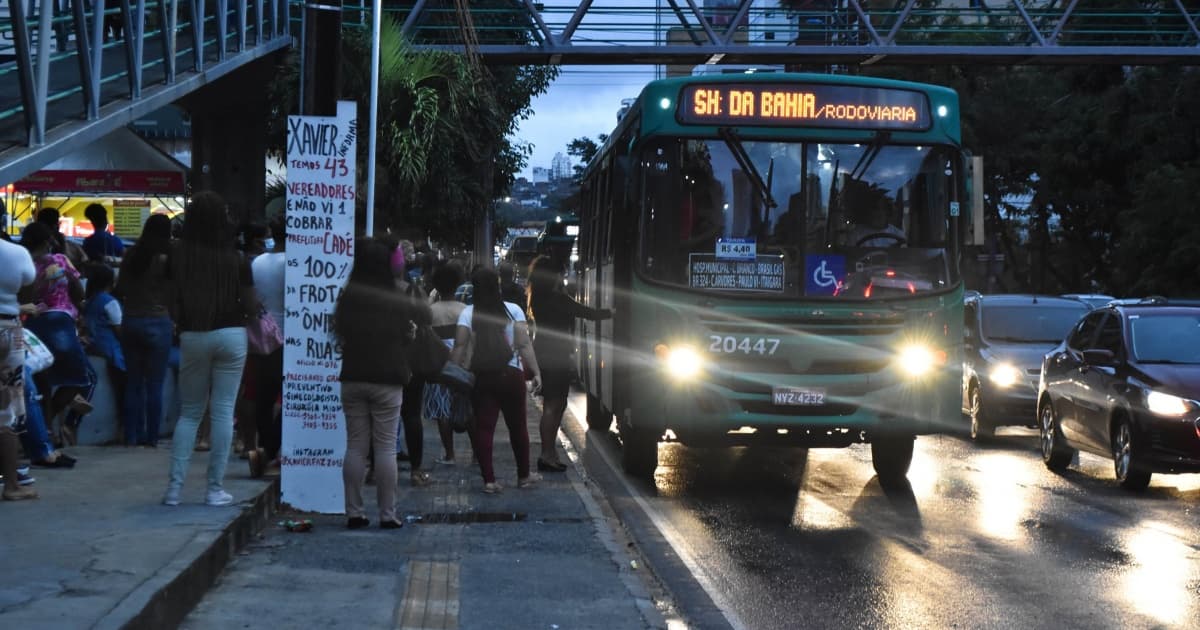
0, 196, 287, 503
2, 193, 609, 522
333, 235, 611, 527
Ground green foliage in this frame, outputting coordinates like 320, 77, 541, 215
264, 13, 557, 246
863, 6, 1200, 297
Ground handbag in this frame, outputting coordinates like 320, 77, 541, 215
437, 361, 476, 392
408, 324, 451, 380
247, 309, 284, 356
24, 328, 55, 374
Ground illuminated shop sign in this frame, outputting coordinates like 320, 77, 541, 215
679, 83, 932, 131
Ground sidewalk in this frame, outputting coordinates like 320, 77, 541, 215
0, 397, 669, 629
183, 397, 668, 629
0, 445, 276, 630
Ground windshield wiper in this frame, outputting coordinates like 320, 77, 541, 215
718, 127, 777, 216
849, 131, 892, 180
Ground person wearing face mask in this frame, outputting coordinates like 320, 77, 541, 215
246, 216, 286, 477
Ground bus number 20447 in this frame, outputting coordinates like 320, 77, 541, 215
708, 336, 781, 355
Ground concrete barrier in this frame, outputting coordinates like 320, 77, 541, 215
76, 355, 182, 445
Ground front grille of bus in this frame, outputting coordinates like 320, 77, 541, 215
738, 400, 858, 417
699, 314, 905, 337
710, 359, 890, 394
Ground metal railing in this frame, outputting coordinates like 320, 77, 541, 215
0, 0, 291, 183
313, 1, 1200, 65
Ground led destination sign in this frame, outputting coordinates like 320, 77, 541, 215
679, 83, 932, 131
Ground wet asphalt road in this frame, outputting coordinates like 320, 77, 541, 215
567, 398, 1200, 630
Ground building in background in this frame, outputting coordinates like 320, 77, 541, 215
550, 152, 573, 182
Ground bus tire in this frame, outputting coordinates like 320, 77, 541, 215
620, 425, 658, 479
586, 394, 612, 432
871, 432, 914, 486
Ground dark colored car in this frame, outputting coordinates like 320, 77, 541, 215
507, 236, 539, 277
1038, 299, 1200, 489
962, 294, 1090, 440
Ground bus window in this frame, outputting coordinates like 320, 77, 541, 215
638, 139, 961, 299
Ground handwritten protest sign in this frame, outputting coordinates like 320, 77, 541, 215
282, 101, 356, 513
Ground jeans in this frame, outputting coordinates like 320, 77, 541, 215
122, 316, 173, 446
168, 327, 247, 494
20, 365, 54, 461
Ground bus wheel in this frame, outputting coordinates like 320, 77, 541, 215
620, 424, 658, 479
586, 395, 613, 432
871, 432, 914, 486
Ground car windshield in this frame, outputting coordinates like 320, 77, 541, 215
638, 137, 962, 299
512, 237, 537, 252
1130, 313, 1200, 364
981, 304, 1088, 343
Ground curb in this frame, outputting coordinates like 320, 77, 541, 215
94, 478, 281, 630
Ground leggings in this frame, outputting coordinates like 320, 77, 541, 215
399, 375, 425, 470
469, 367, 530, 484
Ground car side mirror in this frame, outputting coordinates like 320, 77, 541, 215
1082, 349, 1116, 366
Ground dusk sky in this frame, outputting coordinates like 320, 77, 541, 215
513, 65, 661, 181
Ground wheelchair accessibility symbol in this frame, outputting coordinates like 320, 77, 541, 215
805, 255, 845, 296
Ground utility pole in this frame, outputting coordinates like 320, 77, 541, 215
300, 0, 343, 116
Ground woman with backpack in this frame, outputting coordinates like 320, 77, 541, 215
449, 267, 541, 494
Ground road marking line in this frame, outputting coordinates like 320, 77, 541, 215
566, 397, 749, 630
398, 560, 459, 630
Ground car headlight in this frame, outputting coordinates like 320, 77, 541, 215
655, 344, 704, 381
897, 344, 945, 378
988, 363, 1021, 388
1146, 391, 1192, 417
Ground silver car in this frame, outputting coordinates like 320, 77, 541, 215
962, 294, 1090, 440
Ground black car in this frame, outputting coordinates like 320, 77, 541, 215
1038, 299, 1200, 489
962, 294, 1090, 440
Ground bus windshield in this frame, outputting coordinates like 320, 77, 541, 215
638, 138, 962, 299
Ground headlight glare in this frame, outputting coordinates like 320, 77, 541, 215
1146, 391, 1190, 416
662, 345, 703, 380
989, 363, 1021, 388
897, 344, 943, 377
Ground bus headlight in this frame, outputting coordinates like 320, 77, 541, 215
897, 344, 945, 378
1146, 391, 1191, 417
988, 363, 1021, 388
655, 344, 704, 380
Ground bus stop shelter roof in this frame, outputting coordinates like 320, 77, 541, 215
12, 127, 186, 195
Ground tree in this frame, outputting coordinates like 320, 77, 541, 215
567, 135, 608, 183
265, 11, 557, 245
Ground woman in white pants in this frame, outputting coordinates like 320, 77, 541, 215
163, 191, 255, 507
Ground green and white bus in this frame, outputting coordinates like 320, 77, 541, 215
576, 73, 969, 484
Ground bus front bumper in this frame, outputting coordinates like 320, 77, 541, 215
638, 370, 957, 445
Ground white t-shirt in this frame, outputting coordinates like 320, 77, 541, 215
252, 252, 287, 327
0, 239, 36, 316
457, 302, 524, 370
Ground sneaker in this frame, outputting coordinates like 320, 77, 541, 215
205, 489, 234, 506
162, 488, 181, 506
0, 472, 35, 486
434, 456, 455, 466
411, 471, 432, 487
481, 482, 503, 494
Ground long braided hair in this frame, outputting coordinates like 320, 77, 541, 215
172, 191, 241, 328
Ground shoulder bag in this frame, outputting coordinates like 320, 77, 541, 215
408, 323, 451, 380
247, 309, 284, 356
